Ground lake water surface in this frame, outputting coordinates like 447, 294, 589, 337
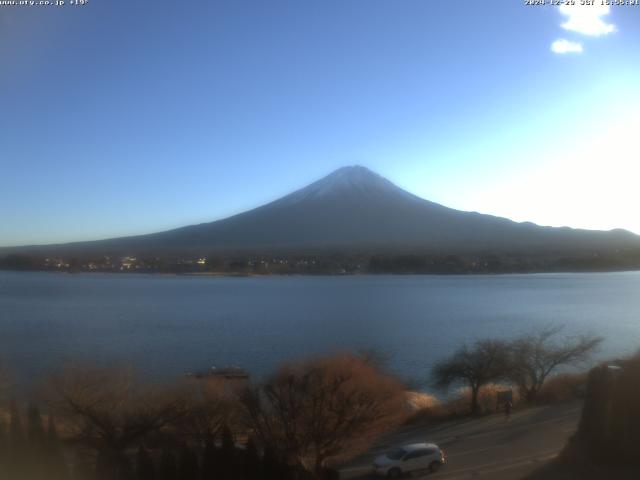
1, 271, 639, 388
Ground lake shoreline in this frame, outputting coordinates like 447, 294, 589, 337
2, 267, 640, 278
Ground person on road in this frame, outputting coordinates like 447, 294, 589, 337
504, 400, 512, 421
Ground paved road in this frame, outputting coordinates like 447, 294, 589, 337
340, 401, 581, 480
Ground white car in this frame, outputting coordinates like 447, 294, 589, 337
373, 443, 445, 477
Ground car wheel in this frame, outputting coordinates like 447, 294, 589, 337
429, 461, 441, 473
388, 467, 403, 478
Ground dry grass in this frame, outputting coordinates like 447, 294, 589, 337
450, 383, 519, 416
404, 392, 447, 424
405, 391, 439, 412
405, 383, 517, 425
535, 373, 587, 404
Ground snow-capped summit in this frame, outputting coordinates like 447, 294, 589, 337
277, 165, 418, 206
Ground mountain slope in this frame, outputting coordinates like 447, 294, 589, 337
5, 166, 640, 255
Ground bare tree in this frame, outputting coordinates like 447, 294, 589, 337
46, 366, 191, 479
173, 377, 241, 446
240, 354, 406, 477
431, 339, 510, 415
507, 326, 602, 403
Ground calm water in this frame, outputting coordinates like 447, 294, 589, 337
1, 271, 639, 389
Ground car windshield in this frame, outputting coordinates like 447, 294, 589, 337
387, 448, 407, 460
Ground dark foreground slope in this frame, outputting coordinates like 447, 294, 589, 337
3, 166, 639, 257
526, 353, 640, 480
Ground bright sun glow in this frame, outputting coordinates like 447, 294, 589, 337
474, 114, 640, 234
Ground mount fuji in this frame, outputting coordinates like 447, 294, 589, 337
5, 166, 640, 255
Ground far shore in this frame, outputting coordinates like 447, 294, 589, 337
2, 267, 640, 277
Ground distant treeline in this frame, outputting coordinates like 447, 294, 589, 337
369, 251, 640, 274
2, 249, 640, 275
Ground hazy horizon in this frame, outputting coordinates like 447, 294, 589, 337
2, 164, 639, 249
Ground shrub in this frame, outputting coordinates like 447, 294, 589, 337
451, 383, 519, 416
241, 353, 407, 477
403, 392, 448, 425
536, 373, 587, 404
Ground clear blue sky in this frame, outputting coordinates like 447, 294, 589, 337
1, 0, 639, 246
